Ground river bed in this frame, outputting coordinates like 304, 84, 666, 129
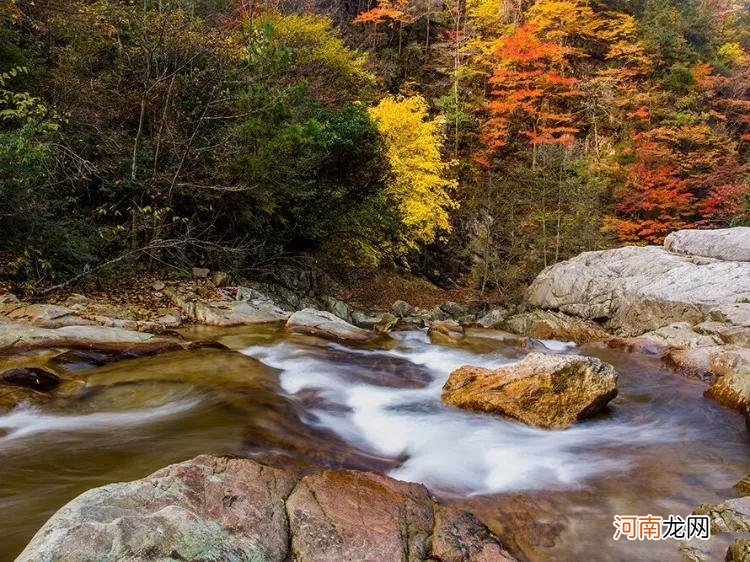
1, 324, 748, 561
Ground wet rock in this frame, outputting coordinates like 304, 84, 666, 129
0, 367, 60, 392
638, 322, 722, 350
374, 312, 398, 333
192, 267, 210, 278
664, 227, 750, 262
504, 309, 609, 344
477, 307, 510, 329
705, 346, 750, 414
428, 319, 464, 344
18, 455, 516, 562
736, 475, 750, 497
286, 308, 374, 342
431, 506, 516, 562
391, 299, 413, 318
287, 469, 434, 561
442, 353, 618, 428
527, 229, 750, 336
694, 497, 750, 532
726, 539, 750, 562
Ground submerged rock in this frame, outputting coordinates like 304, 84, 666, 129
18, 455, 515, 562
442, 353, 618, 428
0, 367, 60, 392
286, 308, 374, 342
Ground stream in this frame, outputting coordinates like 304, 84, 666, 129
1, 324, 748, 561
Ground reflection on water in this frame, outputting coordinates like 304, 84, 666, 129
0, 324, 747, 561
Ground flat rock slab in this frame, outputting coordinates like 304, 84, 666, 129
0, 321, 183, 352
18, 455, 515, 562
442, 353, 618, 429
286, 308, 374, 342
665, 227, 750, 262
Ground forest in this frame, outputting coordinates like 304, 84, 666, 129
1, 0, 749, 296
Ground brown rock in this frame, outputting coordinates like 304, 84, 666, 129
442, 353, 618, 428
19, 455, 516, 562
429, 319, 465, 344
726, 539, 750, 562
287, 469, 434, 562
431, 505, 516, 562
503, 310, 609, 344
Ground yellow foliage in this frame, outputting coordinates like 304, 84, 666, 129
368, 95, 458, 252
718, 42, 746, 65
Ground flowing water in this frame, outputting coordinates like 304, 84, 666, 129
0, 324, 747, 561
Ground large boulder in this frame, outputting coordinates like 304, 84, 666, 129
442, 353, 618, 428
664, 227, 750, 262
18, 455, 515, 562
527, 229, 750, 336
286, 308, 374, 342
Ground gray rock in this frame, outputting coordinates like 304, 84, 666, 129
192, 267, 210, 278
322, 295, 351, 322
165, 288, 288, 326
477, 307, 509, 329
390, 300, 413, 318
527, 239, 750, 336
150, 280, 166, 291
440, 300, 467, 318
665, 227, 750, 262
286, 308, 374, 342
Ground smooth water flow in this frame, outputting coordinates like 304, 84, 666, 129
244, 332, 687, 494
0, 325, 747, 561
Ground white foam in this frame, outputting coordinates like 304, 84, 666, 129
243, 331, 688, 495
0, 399, 200, 445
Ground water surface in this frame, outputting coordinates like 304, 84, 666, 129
0, 325, 747, 561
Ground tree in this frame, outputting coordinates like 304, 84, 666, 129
368, 95, 458, 255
